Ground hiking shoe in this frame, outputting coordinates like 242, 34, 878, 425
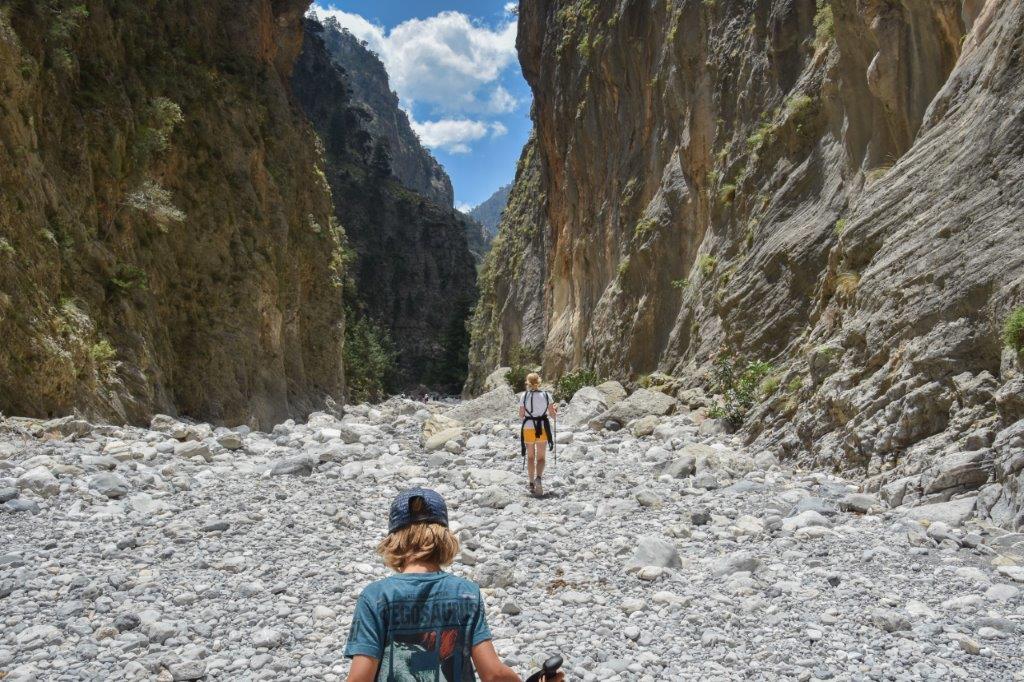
533, 477, 543, 497
527, 479, 535, 494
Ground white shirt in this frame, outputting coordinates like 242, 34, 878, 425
519, 390, 552, 417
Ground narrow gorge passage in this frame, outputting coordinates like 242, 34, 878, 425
2, 0, 1024, 680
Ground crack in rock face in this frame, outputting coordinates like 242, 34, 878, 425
1, 393, 1021, 679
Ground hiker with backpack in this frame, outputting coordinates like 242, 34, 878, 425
519, 373, 556, 497
345, 488, 564, 682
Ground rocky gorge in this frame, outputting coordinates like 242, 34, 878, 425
1, 385, 1023, 680
468, 1, 1024, 532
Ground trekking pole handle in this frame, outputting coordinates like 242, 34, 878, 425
524, 655, 563, 682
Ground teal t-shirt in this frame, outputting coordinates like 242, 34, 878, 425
345, 572, 493, 682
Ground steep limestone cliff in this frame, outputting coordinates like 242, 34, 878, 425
0, 0, 346, 428
294, 18, 478, 395
470, 0, 1024, 527
316, 16, 454, 208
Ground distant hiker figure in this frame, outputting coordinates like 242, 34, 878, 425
519, 373, 556, 497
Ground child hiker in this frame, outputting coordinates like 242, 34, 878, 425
519, 373, 556, 497
345, 488, 564, 682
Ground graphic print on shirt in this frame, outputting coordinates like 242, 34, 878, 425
376, 594, 479, 682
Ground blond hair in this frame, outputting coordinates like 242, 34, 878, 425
377, 499, 459, 571
526, 372, 542, 390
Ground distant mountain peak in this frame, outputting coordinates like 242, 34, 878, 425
468, 183, 512, 237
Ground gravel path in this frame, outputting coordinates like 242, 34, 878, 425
1, 397, 1022, 681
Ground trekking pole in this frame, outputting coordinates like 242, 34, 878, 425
551, 414, 557, 469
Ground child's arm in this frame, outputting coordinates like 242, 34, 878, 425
471, 641, 521, 682
347, 655, 378, 682
519, 405, 526, 419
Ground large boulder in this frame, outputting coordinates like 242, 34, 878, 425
88, 472, 130, 499
175, 441, 212, 462
560, 386, 609, 427
902, 496, 977, 527
423, 413, 462, 440
269, 454, 317, 477
17, 467, 59, 498
424, 428, 464, 452
921, 450, 993, 494
589, 388, 678, 429
150, 414, 189, 440
596, 381, 627, 406
663, 455, 696, 479
447, 385, 516, 425
626, 535, 681, 569
682, 443, 753, 477
482, 367, 512, 393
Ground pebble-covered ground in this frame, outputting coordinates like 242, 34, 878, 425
2, 393, 1023, 681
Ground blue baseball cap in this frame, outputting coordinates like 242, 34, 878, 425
388, 488, 449, 534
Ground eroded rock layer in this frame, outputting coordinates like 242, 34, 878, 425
0, 0, 346, 428
469, 0, 1024, 526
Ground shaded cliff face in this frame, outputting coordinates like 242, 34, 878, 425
471, 1, 1024, 526
0, 0, 345, 428
294, 19, 477, 395
317, 17, 454, 208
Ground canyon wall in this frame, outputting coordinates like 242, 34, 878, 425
0, 0, 346, 428
294, 18, 478, 395
469, 0, 1024, 527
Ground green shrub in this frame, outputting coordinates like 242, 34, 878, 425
787, 376, 804, 393
504, 345, 539, 392
0, 237, 14, 256
109, 264, 147, 292
708, 354, 774, 426
617, 256, 631, 279
747, 121, 774, 151
719, 183, 736, 205
698, 254, 718, 276
759, 374, 781, 396
1003, 307, 1024, 352
784, 94, 818, 135
344, 311, 396, 403
51, 47, 75, 72
124, 179, 185, 230
814, 0, 834, 48
555, 368, 601, 401
90, 337, 117, 374
671, 278, 688, 290
49, 4, 88, 41
634, 217, 657, 240
833, 218, 846, 236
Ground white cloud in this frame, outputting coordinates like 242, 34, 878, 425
485, 85, 518, 114
410, 118, 492, 154
310, 5, 521, 154
504, 2, 519, 14
456, 202, 473, 213
311, 5, 518, 116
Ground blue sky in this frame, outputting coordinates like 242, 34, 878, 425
311, 1, 532, 210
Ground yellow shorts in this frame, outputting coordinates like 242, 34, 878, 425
522, 424, 549, 444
